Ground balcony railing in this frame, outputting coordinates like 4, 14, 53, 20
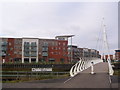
24, 49, 30, 52
2, 42, 7, 46
24, 44, 30, 47
31, 48, 37, 51
31, 54, 37, 57
42, 48, 48, 51
42, 52, 48, 56
24, 54, 30, 57
1, 47, 7, 51
0, 52, 6, 56
42, 43, 48, 47
31, 44, 37, 47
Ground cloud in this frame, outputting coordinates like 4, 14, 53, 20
1, 2, 118, 54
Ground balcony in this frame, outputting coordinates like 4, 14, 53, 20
24, 49, 30, 52
0, 52, 6, 56
42, 43, 48, 47
24, 44, 30, 47
1, 47, 7, 51
42, 52, 48, 56
31, 44, 37, 47
31, 48, 37, 51
24, 53, 30, 57
31, 53, 37, 57
2, 42, 7, 46
42, 48, 48, 51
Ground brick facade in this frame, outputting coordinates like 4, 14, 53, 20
115, 50, 120, 60
1, 37, 101, 64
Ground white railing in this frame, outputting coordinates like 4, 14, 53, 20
70, 58, 103, 77
108, 60, 114, 76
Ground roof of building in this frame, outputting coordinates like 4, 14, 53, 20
55, 35, 75, 38
68, 45, 78, 48
115, 50, 120, 52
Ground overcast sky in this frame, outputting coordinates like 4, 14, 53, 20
1, 2, 118, 54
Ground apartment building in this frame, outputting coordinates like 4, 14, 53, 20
68, 46, 100, 63
68, 45, 80, 63
115, 50, 120, 60
1, 38, 8, 62
1, 37, 68, 63
1, 36, 100, 64
38, 39, 68, 63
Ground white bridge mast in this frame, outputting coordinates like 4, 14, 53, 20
102, 18, 110, 61
102, 18, 114, 75
69, 18, 114, 77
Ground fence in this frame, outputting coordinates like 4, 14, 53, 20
1, 71, 69, 81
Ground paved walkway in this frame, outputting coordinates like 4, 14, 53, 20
62, 62, 111, 88
2, 62, 119, 88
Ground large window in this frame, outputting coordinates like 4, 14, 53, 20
60, 58, 64, 62
24, 58, 29, 63
49, 58, 55, 62
31, 58, 36, 62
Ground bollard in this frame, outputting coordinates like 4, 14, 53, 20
91, 62, 95, 74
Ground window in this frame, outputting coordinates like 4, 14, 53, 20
56, 42, 58, 46
31, 58, 36, 62
56, 47, 57, 50
54, 52, 58, 55
63, 48, 66, 50
19, 52, 22, 55
42, 52, 48, 56
24, 58, 29, 63
51, 52, 53, 54
15, 41, 18, 44
63, 43, 66, 46
52, 47, 54, 49
24, 42, 29, 44
31, 42, 36, 47
60, 58, 64, 62
59, 47, 61, 50
43, 42, 48, 46
9, 42, 11, 46
52, 42, 55, 46
49, 58, 55, 62
10, 48, 13, 51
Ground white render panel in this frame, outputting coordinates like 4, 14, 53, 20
22, 38, 39, 63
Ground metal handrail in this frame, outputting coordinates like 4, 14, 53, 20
70, 58, 103, 77
108, 60, 114, 75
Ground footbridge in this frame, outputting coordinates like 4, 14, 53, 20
63, 58, 114, 88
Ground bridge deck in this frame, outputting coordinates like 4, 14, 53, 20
81, 62, 109, 73
62, 62, 111, 88
3, 62, 117, 88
